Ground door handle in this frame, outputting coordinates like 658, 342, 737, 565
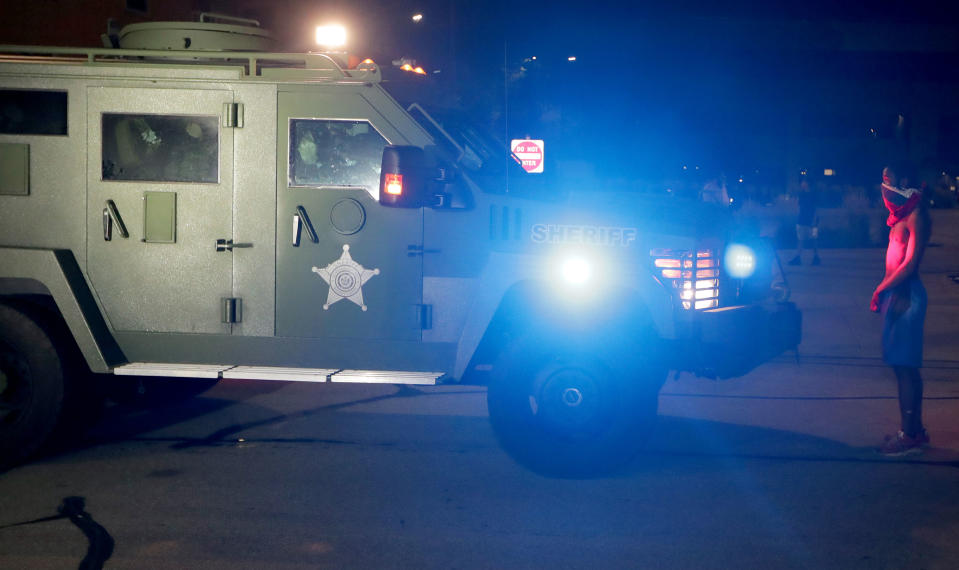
295, 205, 319, 245
216, 239, 253, 252
103, 208, 112, 241
103, 199, 129, 241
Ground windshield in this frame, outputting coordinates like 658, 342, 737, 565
407, 104, 494, 173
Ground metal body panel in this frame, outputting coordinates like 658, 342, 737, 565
451, 251, 542, 379
230, 82, 277, 337
422, 199, 489, 280
0, 247, 123, 373
274, 89, 425, 342
356, 85, 436, 145
436, 189, 686, 380
86, 86, 234, 334
422, 277, 479, 344
0, 76, 85, 252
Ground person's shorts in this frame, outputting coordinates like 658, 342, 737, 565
880, 278, 927, 368
796, 224, 818, 240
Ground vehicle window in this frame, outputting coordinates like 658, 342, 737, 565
288, 119, 388, 198
101, 113, 218, 183
0, 90, 68, 135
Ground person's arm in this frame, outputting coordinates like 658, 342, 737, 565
870, 210, 927, 311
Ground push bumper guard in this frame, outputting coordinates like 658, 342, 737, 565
684, 301, 802, 378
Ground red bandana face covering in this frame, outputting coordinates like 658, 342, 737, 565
881, 183, 921, 227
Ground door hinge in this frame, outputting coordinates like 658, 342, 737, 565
222, 297, 243, 323
223, 102, 244, 128
417, 304, 433, 330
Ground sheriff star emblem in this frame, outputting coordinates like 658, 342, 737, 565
311, 244, 380, 311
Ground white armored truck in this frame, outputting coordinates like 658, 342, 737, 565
0, 18, 801, 476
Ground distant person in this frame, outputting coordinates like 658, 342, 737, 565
700, 175, 730, 206
789, 178, 820, 265
870, 163, 932, 456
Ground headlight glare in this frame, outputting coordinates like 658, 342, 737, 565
560, 256, 592, 286
724, 244, 756, 278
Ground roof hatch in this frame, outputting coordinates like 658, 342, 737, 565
118, 13, 275, 52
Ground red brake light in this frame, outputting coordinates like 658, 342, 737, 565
384, 173, 403, 195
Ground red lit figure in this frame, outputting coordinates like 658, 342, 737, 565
871, 164, 931, 456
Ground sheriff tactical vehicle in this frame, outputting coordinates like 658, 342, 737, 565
0, 16, 800, 476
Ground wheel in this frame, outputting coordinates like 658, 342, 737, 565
0, 303, 70, 468
488, 336, 666, 478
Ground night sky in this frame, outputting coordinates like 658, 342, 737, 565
12, 0, 951, 188
323, 0, 959, 186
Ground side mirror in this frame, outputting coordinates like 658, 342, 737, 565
379, 145, 428, 208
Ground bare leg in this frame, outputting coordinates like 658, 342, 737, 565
894, 365, 924, 436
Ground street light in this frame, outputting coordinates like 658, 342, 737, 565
412, 13, 423, 23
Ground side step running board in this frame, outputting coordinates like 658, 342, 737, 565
112, 363, 445, 385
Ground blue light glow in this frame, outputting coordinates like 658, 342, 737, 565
560, 256, 592, 286
724, 244, 756, 278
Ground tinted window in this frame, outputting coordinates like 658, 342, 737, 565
102, 113, 218, 183
0, 90, 68, 135
289, 119, 388, 196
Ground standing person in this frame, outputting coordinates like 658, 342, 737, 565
870, 163, 932, 456
700, 175, 730, 206
789, 178, 821, 265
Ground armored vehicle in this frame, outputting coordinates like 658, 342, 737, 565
0, 17, 800, 476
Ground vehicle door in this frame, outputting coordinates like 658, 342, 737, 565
86, 87, 234, 334
275, 89, 423, 341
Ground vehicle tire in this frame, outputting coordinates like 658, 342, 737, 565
488, 335, 666, 478
0, 303, 72, 468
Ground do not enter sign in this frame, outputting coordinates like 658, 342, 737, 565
511, 139, 544, 173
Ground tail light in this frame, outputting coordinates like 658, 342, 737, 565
650, 248, 720, 310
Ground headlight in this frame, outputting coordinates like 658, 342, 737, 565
724, 244, 756, 278
560, 256, 592, 286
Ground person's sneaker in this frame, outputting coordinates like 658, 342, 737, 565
880, 431, 923, 456
916, 429, 931, 448
811, 255, 821, 266
788, 256, 801, 266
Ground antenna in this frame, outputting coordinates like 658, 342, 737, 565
504, 39, 509, 194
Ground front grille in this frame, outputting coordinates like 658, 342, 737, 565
650, 248, 720, 310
